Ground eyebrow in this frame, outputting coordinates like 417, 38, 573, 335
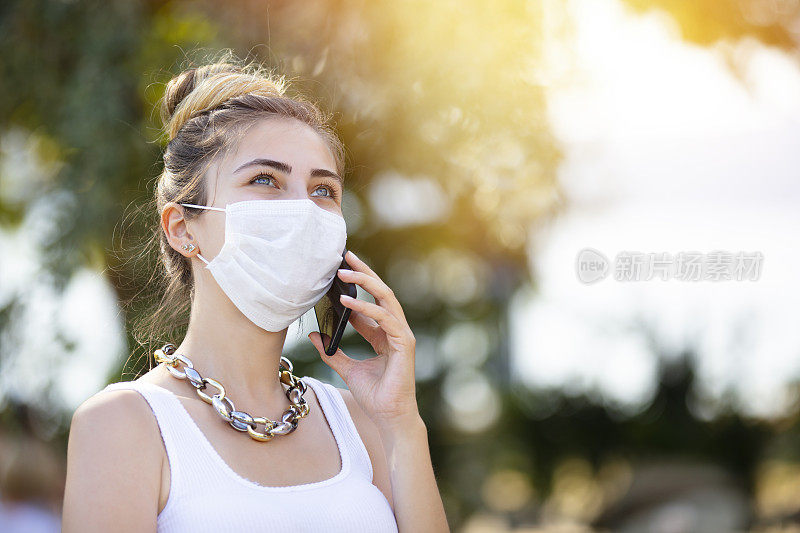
233, 158, 343, 184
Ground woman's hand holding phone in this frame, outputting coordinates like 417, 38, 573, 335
307, 249, 419, 433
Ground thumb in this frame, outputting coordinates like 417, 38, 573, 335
308, 331, 357, 382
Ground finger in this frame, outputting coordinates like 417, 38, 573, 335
343, 250, 409, 324
338, 268, 406, 323
345, 250, 381, 281
346, 308, 382, 344
307, 331, 358, 381
339, 294, 406, 341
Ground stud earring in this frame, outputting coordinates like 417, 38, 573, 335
181, 243, 196, 252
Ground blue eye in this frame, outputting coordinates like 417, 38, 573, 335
250, 172, 340, 202
312, 181, 339, 201
250, 172, 276, 186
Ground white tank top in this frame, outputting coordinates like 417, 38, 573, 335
101, 376, 398, 532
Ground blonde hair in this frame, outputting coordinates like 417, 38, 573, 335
126, 50, 344, 370
162, 66, 287, 142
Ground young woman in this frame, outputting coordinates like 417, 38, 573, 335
61, 55, 449, 532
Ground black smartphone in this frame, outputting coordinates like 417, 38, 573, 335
314, 249, 357, 356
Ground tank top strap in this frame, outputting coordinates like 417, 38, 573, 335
303, 376, 374, 482
100, 380, 224, 499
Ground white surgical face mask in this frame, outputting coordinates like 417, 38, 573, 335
180, 198, 347, 332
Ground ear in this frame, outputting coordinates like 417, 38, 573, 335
161, 202, 197, 259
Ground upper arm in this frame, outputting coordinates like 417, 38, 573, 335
337, 387, 394, 512
62, 389, 164, 533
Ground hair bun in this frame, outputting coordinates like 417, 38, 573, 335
159, 61, 286, 141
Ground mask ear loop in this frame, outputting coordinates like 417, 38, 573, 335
179, 203, 224, 266
180, 202, 226, 212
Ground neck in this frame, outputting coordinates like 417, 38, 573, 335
171, 287, 293, 417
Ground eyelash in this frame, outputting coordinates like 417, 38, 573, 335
250, 172, 339, 201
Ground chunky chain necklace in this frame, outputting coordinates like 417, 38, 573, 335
153, 343, 310, 442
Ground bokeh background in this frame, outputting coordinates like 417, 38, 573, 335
1, 0, 799, 531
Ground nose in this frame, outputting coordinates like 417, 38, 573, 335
285, 181, 312, 201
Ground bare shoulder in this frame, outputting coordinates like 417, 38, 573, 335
334, 386, 394, 511
62, 387, 163, 532
74, 385, 151, 418
70, 386, 163, 444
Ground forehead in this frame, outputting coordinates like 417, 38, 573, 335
220, 117, 337, 175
